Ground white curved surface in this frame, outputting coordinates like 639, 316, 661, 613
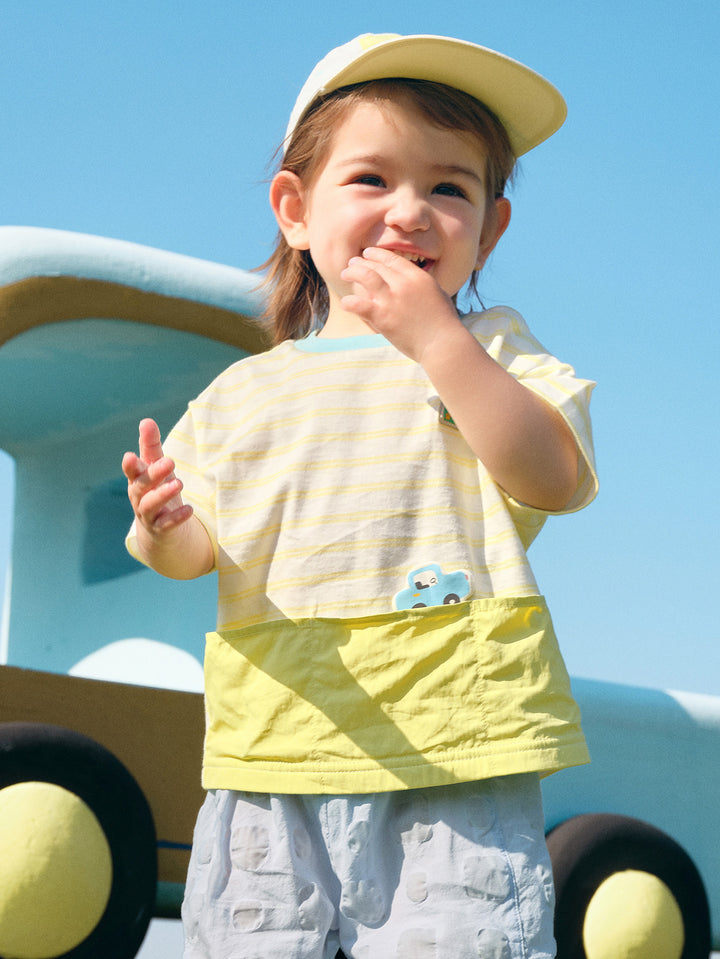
69, 638, 204, 693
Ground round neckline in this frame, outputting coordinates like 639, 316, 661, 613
294, 330, 389, 353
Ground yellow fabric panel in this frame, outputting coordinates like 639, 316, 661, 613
202, 598, 588, 794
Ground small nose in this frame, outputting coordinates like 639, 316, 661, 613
385, 188, 430, 232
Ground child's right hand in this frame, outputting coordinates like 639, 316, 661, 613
122, 418, 193, 536
122, 419, 213, 579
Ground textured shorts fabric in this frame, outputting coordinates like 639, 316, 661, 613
181, 774, 556, 958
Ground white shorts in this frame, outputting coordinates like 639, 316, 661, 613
182, 774, 556, 958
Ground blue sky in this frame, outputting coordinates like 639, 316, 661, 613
1, 0, 719, 706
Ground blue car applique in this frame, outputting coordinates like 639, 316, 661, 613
394, 563, 471, 610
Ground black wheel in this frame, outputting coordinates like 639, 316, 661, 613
443, 593, 460, 604
547, 813, 711, 959
0, 722, 157, 959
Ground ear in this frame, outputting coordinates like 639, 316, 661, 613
269, 170, 311, 250
476, 197, 511, 270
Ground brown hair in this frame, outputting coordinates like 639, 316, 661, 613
262, 78, 516, 343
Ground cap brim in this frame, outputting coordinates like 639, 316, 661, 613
308, 35, 566, 156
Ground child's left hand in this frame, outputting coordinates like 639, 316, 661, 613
342, 248, 579, 512
340, 247, 461, 363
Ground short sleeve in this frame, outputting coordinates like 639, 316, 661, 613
466, 307, 598, 527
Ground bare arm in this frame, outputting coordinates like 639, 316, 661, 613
122, 418, 214, 579
341, 248, 578, 511
418, 321, 578, 511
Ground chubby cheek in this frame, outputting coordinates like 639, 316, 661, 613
340, 205, 383, 251
307, 232, 363, 296
442, 229, 485, 286
316, 201, 370, 256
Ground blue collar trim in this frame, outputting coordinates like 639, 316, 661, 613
294, 330, 389, 353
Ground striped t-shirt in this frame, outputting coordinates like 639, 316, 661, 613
129, 306, 598, 792
158, 306, 597, 632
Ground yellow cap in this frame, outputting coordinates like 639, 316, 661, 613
285, 33, 567, 157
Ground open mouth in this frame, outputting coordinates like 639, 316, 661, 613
397, 251, 431, 270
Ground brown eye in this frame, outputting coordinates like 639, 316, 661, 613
354, 174, 385, 187
434, 183, 466, 198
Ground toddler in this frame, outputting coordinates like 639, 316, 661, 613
123, 32, 598, 959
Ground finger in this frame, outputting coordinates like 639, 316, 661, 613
123, 448, 176, 491
339, 293, 377, 322
360, 247, 420, 273
137, 463, 179, 513
124, 455, 180, 519
343, 250, 419, 290
341, 257, 388, 295
138, 418, 164, 465
121, 450, 144, 483
342, 255, 377, 277
135, 474, 185, 523
152, 502, 194, 532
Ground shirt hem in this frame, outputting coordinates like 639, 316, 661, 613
201, 740, 590, 795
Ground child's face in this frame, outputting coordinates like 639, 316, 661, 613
275, 98, 506, 327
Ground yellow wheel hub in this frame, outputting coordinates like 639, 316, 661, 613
0, 781, 113, 958
583, 868, 684, 959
